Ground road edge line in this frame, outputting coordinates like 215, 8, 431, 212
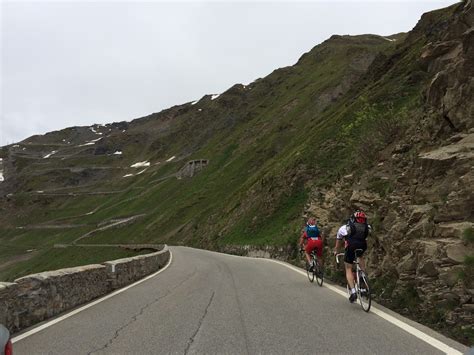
258, 257, 464, 355
192, 248, 465, 354
12, 250, 173, 343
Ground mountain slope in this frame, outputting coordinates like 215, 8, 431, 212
0, 1, 472, 345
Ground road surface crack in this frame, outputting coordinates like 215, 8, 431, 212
184, 291, 215, 355
88, 269, 197, 355
225, 263, 251, 355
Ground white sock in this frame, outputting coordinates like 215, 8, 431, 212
351, 288, 356, 294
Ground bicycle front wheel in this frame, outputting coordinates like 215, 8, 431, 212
358, 272, 371, 312
315, 262, 324, 286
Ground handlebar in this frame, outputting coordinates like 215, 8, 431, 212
335, 253, 345, 264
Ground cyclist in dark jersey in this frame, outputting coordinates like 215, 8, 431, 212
334, 211, 370, 302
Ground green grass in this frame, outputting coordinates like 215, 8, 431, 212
0, 246, 150, 282
462, 228, 474, 243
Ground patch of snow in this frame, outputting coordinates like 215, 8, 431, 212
113, 151, 122, 155
166, 156, 176, 162
22, 148, 26, 150
123, 174, 134, 178
0, 158, 2, 161
26, 249, 35, 252
85, 211, 95, 215
211, 94, 220, 100
198, 109, 202, 112
382, 37, 396, 42
43, 150, 58, 159
191, 100, 198, 105
37, 191, 44, 193
90, 126, 103, 135
13, 144, 19, 148
130, 161, 150, 168
136, 169, 147, 175
77, 137, 102, 147
0, 172, 4, 182
122, 130, 126, 133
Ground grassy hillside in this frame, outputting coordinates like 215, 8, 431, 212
0, 32, 401, 274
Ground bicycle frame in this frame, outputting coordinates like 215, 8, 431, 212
336, 248, 371, 311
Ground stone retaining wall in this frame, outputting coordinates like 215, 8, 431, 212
0, 246, 170, 334
218, 244, 297, 260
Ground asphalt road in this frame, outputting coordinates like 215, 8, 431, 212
13, 247, 467, 354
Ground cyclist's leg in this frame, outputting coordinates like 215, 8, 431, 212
345, 262, 355, 288
344, 245, 356, 292
315, 239, 323, 266
304, 240, 314, 265
357, 243, 368, 272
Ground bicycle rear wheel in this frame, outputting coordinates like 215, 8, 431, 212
306, 261, 315, 283
315, 262, 323, 286
358, 272, 371, 312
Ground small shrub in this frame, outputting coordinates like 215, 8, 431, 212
341, 97, 410, 164
462, 227, 474, 243
464, 255, 474, 267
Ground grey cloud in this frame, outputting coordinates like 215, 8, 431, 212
1, 1, 456, 145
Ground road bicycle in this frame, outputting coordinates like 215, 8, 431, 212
301, 248, 324, 286
336, 249, 371, 312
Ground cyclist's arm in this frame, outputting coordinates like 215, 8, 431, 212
334, 225, 347, 253
299, 230, 305, 247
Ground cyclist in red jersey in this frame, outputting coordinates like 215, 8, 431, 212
299, 218, 324, 271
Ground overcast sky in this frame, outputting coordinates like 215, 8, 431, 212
1, 0, 456, 145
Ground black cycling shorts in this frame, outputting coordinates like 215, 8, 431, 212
344, 242, 367, 264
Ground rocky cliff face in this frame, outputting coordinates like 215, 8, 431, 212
305, 1, 473, 343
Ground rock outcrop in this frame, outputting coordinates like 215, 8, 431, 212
303, 2, 474, 343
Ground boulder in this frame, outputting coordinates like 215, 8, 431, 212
350, 189, 381, 205
435, 221, 474, 239
418, 260, 439, 277
397, 253, 417, 274
461, 303, 474, 311
445, 242, 473, 263
419, 241, 438, 257
418, 133, 474, 161
408, 205, 434, 224
406, 217, 434, 239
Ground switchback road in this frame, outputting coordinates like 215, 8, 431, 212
13, 247, 468, 354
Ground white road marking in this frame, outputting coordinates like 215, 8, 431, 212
12, 251, 173, 343
257, 258, 463, 355
11, 247, 465, 354
194, 248, 464, 355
